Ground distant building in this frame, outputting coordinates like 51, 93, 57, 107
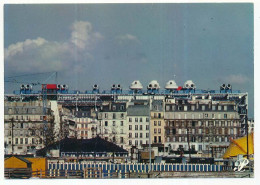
98, 102, 127, 149
126, 101, 150, 153
4, 101, 54, 155
150, 100, 165, 144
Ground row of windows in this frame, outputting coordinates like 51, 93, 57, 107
129, 140, 149, 146
167, 120, 240, 127
104, 137, 124, 143
154, 128, 162, 134
152, 113, 162, 118
5, 130, 43, 137
166, 128, 239, 135
8, 108, 38, 114
129, 117, 149, 123
6, 115, 44, 121
165, 104, 235, 111
104, 121, 124, 127
129, 125, 149, 130
103, 113, 125, 119
104, 129, 124, 134
7, 137, 43, 145
129, 132, 149, 138
154, 136, 162, 143
166, 136, 236, 143
154, 121, 162, 126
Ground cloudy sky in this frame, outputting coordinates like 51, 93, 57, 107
4, 3, 254, 117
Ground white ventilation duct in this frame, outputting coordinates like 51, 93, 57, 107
183, 80, 196, 89
130, 80, 143, 90
147, 80, 160, 90
165, 80, 178, 89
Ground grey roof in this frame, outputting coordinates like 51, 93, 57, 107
127, 105, 150, 116
101, 102, 126, 112
151, 100, 163, 111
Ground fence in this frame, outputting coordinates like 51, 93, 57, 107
47, 162, 233, 178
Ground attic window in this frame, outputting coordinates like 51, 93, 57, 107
112, 105, 116, 111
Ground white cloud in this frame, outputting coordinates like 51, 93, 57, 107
70, 21, 103, 50
223, 74, 250, 84
116, 34, 140, 45
5, 37, 47, 58
4, 21, 103, 75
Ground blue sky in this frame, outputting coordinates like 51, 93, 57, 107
4, 3, 254, 117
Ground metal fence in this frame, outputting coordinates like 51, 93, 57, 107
47, 162, 232, 178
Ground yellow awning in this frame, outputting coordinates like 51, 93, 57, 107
223, 132, 254, 159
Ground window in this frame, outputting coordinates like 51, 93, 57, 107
120, 137, 124, 143
154, 121, 157, 126
146, 125, 149, 130
205, 113, 208, 118
158, 136, 161, 143
20, 138, 23, 144
129, 118, 132, 122
140, 140, 143, 145
129, 140, 132, 145
218, 105, 222, 111
113, 121, 116, 126
135, 125, 138, 130
158, 129, 161, 133
32, 138, 35, 144
120, 121, 124, 126
104, 113, 108, 118
8, 108, 12, 114
202, 105, 205, 111
158, 121, 161, 126
154, 136, 157, 143
105, 121, 108, 126
120, 105, 125, 110
224, 114, 227, 119
140, 133, 143, 138
224, 106, 227, 111
140, 125, 143, 130
154, 129, 157, 134
121, 113, 124, 119
129, 133, 132, 138
146, 133, 149, 138
135, 118, 138, 122
146, 118, 149, 122
140, 118, 143, 122
154, 113, 157, 118
129, 125, 132, 130
113, 113, 116, 119
25, 138, 28, 144
135, 140, 138, 146
112, 105, 116, 111
158, 113, 161, 118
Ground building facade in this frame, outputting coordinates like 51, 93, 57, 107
4, 101, 54, 155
